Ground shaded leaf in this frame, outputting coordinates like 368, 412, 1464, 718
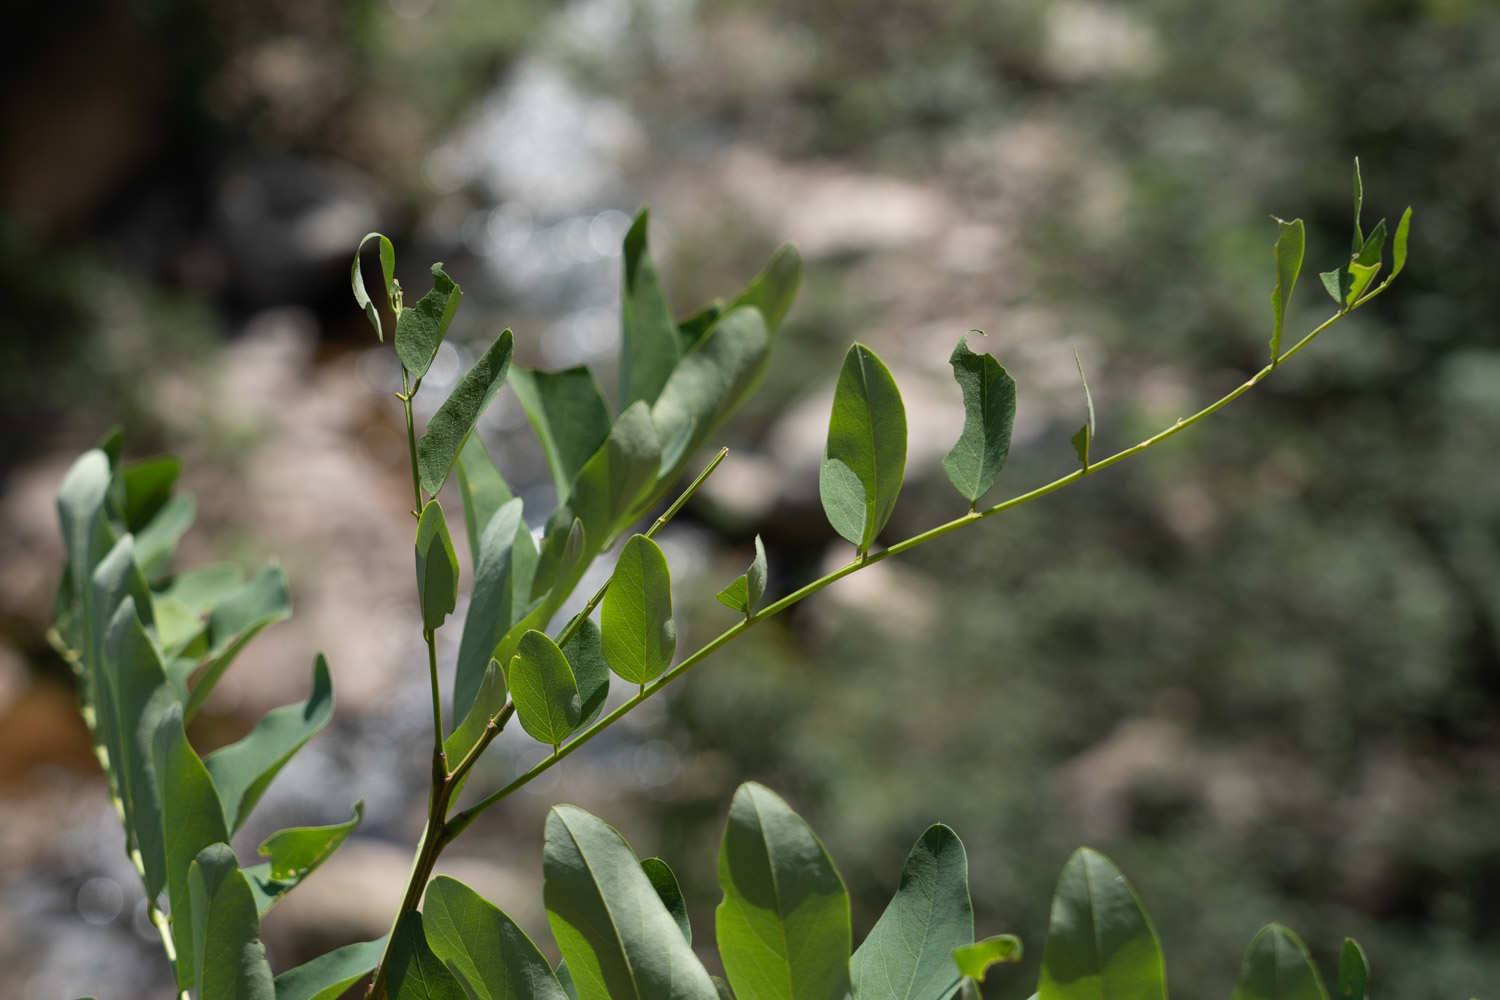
425, 875, 569, 1000
1270, 218, 1305, 364
1070, 351, 1095, 469
206, 655, 335, 834
820, 343, 907, 554
509, 630, 582, 746
187, 843, 275, 1000
561, 617, 609, 729
510, 366, 613, 506
444, 659, 505, 771
942, 336, 1016, 505
1350, 157, 1364, 252
416, 499, 460, 635
180, 567, 292, 720
641, 858, 691, 944
716, 782, 852, 1000
953, 936, 1023, 983
620, 208, 681, 407
133, 493, 195, 580
257, 802, 363, 881
1037, 848, 1165, 1000
544, 805, 718, 1000
395, 263, 462, 379
716, 535, 767, 617
601, 534, 676, 685
352, 232, 396, 341
851, 824, 974, 1000
725, 243, 802, 334
273, 936, 386, 1000
455, 435, 514, 565
385, 911, 467, 1000
1231, 925, 1327, 1000
417, 330, 515, 496
120, 455, 180, 531
453, 498, 526, 724
1336, 939, 1369, 1000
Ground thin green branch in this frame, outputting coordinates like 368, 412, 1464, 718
446, 304, 1359, 837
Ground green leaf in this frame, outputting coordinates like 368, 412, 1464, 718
852, 824, 974, 1000
180, 567, 293, 720
395, 263, 463, 379
820, 343, 907, 554
1037, 848, 1165, 1000
1070, 351, 1096, 470
1319, 267, 1352, 308
153, 700, 231, 991
716, 534, 767, 617
453, 498, 527, 722
942, 336, 1016, 505
650, 305, 771, 485
1355, 217, 1387, 268
455, 435, 514, 565
352, 232, 396, 341
120, 455, 180, 531
1345, 260, 1381, 305
206, 655, 335, 834
568, 401, 661, 551
444, 658, 505, 770
725, 243, 802, 334
1270, 218, 1305, 364
424, 875, 569, 1000
1231, 925, 1327, 1000
1389, 207, 1412, 280
273, 936, 386, 1000
601, 534, 676, 685
57, 450, 116, 634
561, 617, 610, 728
257, 801, 363, 881
712, 977, 736, 1000
641, 858, 691, 944
678, 301, 724, 349
187, 843, 275, 1000
385, 911, 467, 1000
134, 493, 195, 580
416, 499, 460, 635
953, 936, 1023, 983
544, 804, 719, 1000
161, 564, 245, 615
1336, 939, 1368, 1000
416, 330, 515, 496
716, 781, 852, 1000
509, 630, 582, 746
621, 208, 682, 407
509, 366, 613, 506
1350, 157, 1364, 252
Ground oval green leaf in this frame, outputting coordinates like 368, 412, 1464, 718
601, 534, 676, 685
1037, 848, 1165, 1000
1336, 938, 1369, 1000
453, 498, 526, 722
1231, 925, 1327, 1000
568, 401, 661, 551
424, 875, 568, 1000
187, 843, 275, 1000
257, 801, 362, 882
417, 329, 514, 495
942, 336, 1016, 505
820, 343, 907, 555
509, 630, 582, 746
395, 262, 462, 379
561, 617, 610, 729
716, 781, 852, 1000
415, 499, 460, 636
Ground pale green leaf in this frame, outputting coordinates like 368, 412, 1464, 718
1390, 207, 1412, 280
187, 843, 275, 1000
425, 875, 568, 1000
415, 499, 460, 635
820, 343, 907, 554
601, 534, 676, 685
620, 208, 681, 407
1270, 218, 1305, 364
952, 936, 1023, 983
395, 263, 462, 379
716, 782, 852, 1000
386, 912, 467, 1000
1231, 925, 1327, 1000
455, 435, 514, 565
942, 336, 1016, 504
133, 493, 195, 580
352, 232, 396, 341
509, 630, 582, 746
417, 329, 515, 496
725, 243, 802, 334
1350, 157, 1364, 252
273, 936, 386, 1000
1037, 848, 1165, 1000
852, 824, 974, 1000
509, 366, 612, 506
544, 805, 718, 1000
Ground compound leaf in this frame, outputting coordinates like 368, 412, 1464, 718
417, 329, 514, 496
820, 343, 907, 554
1037, 848, 1165, 1000
395, 263, 462, 379
415, 499, 460, 636
1231, 925, 1327, 1000
942, 336, 1016, 504
601, 534, 676, 686
716, 782, 852, 1000
425, 875, 568, 1000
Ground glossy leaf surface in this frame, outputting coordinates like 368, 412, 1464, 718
1231, 925, 1327, 1000
424, 875, 568, 1000
820, 343, 907, 554
417, 329, 514, 495
716, 782, 852, 1000
509, 630, 582, 746
942, 337, 1016, 505
601, 534, 676, 685
1037, 848, 1165, 1000
510, 365, 613, 505
415, 499, 460, 635
395, 263, 462, 379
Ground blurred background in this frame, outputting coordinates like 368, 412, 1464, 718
2, 0, 1497, 996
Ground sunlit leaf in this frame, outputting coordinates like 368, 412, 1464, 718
1270, 218, 1305, 364
716, 782, 852, 1000
620, 209, 681, 407
1389, 207, 1412, 280
568, 401, 661, 551
952, 936, 1023, 983
186, 843, 275, 1000
942, 336, 1016, 504
715, 535, 767, 617
1231, 925, 1327, 1000
601, 534, 676, 686
257, 802, 362, 881
509, 630, 582, 746
395, 263, 462, 379
725, 243, 802, 334
510, 366, 613, 506
1037, 848, 1165, 1000
417, 329, 514, 495
425, 876, 569, 1000
352, 232, 396, 341
415, 499, 460, 636
385, 912, 467, 1000
820, 343, 907, 554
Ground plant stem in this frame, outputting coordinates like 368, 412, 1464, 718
446, 305, 1356, 836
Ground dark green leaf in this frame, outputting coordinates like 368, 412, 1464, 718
620, 208, 682, 407
444, 659, 505, 770
544, 804, 718, 1000
257, 802, 362, 881
1231, 925, 1327, 1000
1336, 939, 1368, 1000
509, 366, 613, 506
1270, 218, 1305, 364
678, 301, 724, 348
561, 617, 609, 729
716, 782, 852, 1000
120, 456, 180, 531
509, 630, 582, 746
455, 435, 514, 565
273, 936, 386, 1000
206, 655, 335, 834
1037, 848, 1165, 1000
416, 499, 460, 635
715, 535, 767, 617
395, 263, 462, 379
601, 534, 676, 685
425, 875, 569, 1000
952, 936, 1023, 983
386, 911, 467, 1000
1319, 267, 1352, 308
453, 498, 527, 723
942, 336, 1016, 504
851, 824, 974, 1000
417, 330, 515, 495
187, 843, 275, 1000
568, 402, 661, 551
725, 243, 802, 334
1070, 351, 1095, 469
181, 567, 292, 720
641, 858, 691, 944
820, 343, 907, 554
557, 963, 580, 1000
352, 232, 396, 341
